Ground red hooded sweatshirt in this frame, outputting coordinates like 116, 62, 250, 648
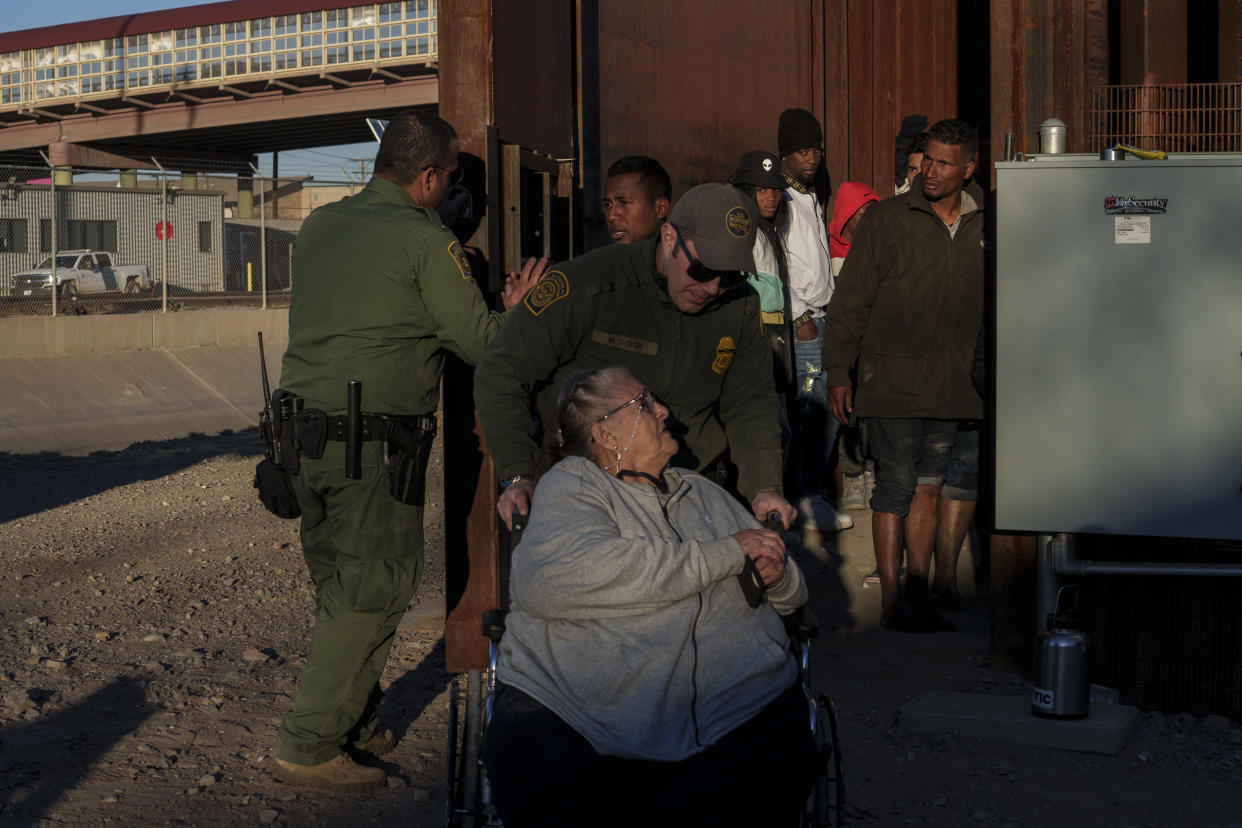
828, 182, 881, 261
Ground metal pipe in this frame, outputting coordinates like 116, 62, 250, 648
1051, 534, 1242, 577
1035, 534, 1061, 634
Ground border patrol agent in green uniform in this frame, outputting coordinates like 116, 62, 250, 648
269, 111, 533, 791
476, 183, 796, 531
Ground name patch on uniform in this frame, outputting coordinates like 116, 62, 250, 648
712, 336, 736, 375
590, 330, 659, 356
523, 269, 570, 316
448, 241, 473, 279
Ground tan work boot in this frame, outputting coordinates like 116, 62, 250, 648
272, 754, 387, 792
350, 729, 396, 759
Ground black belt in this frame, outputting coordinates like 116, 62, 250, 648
317, 413, 436, 443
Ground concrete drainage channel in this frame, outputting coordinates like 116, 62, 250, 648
0, 309, 286, 456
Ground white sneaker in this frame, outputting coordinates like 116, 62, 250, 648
839, 474, 868, 510
797, 494, 854, 532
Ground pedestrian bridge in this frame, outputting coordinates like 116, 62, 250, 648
0, 0, 438, 164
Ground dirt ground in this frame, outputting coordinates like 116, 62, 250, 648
2, 429, 1241, 827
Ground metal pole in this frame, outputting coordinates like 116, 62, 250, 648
1035, 534, 1061, 633
154, 158, 168, 313
253, 163, 267, 310
42, 152, 57, 317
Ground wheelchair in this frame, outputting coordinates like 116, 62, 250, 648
445, 520, 845, 827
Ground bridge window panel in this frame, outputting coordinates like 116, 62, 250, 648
352, 42, 375, 62
57, 44, 78, 64
301, 12, 323, 32
0, 219, 28, 254
151, 32, 173, 52
326, 30, 348, 47
301, 33, 323, 48
127, 34, 149, 54
351, 7, 377, 27
202, 25, 222, 45
275, 15, 298, 35
127, 70, 150, 89
249, 54, 272, 73
250, 19, 272, 38
378, 24, 402, 58
301, 49, 323, 67
34, 48, 55, 68
176, 28, 198, 48
326, 9, 348, 28
152, 67, 173, 84
326, 46, 349, 65
275, 35, 298, 52
200, 44, 222, 79
408, 0, 434, 19
225, 22, 248, 41
379, 3, 402, 23
175, 62, 198, 83
0, 53, 20, 73
58, 64, 78, 78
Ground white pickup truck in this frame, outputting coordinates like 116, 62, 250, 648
10, 250, 155, 300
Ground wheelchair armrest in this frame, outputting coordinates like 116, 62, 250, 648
481, 609, 507, 642
783, 604, 819, 643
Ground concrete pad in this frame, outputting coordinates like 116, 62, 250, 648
899, 691, 1139, 755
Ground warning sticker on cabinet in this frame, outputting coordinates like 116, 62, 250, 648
1114, 215, 1151, 244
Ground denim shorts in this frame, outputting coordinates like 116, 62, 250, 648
864, 418, 957, 516
943, 424, 980, 502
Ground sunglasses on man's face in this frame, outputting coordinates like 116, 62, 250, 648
673, 229, 746, 290
430, 166, 463, 186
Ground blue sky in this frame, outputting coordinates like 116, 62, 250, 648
6, 3, 377, 181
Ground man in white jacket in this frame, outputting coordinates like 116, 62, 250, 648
777, 107, 852, 537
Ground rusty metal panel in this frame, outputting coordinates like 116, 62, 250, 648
1221, 0, 1242, 83
594, 1, 815, 197
494, 0, 575, 157
989, 0, 1109, 185
1119, 0, 1188, 84
439, 0, 499, 674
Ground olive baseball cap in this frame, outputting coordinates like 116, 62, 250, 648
669, 183, 757, 273
729, 150, 786, 190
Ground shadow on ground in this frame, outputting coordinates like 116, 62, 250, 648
0, 429, 263, 523
0, 678, 156, 827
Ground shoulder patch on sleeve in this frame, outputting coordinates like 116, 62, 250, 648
523, 270, 570, 316
448, 241, 473, 279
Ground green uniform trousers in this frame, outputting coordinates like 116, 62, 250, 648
275, 440, 424, 765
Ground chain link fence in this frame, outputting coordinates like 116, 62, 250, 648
0, 164, 363, 317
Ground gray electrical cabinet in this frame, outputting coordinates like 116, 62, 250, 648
995, 154, 1242, 540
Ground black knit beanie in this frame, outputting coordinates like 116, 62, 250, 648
778, 108, 823, 158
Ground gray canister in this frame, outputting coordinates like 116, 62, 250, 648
1032, 585, 1091, 719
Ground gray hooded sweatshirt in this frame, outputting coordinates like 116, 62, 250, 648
496, 456, 806, 762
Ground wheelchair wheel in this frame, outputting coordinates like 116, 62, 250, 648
804, 692, 846, 827
445, 670, 485, 828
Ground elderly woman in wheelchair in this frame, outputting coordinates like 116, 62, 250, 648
482, 366, 820, 828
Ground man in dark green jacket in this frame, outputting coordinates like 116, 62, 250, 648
272, 111, 534, 791
476, 183, 795, 530
823, 118, 985, 631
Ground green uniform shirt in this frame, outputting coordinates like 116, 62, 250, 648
281, 177, 504, 414
474, 237, 783, 501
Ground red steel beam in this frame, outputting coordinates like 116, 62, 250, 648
0, 75, 436, 153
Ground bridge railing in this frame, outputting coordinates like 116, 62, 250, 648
1, 1, 437, 111
0, 164, 362, 317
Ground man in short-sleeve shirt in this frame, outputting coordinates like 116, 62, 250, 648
272, 111, 532, 790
